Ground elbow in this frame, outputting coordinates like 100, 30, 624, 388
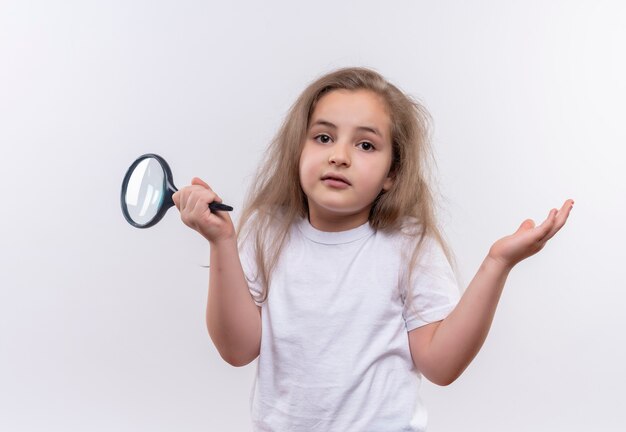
430, 374, 457, 387
210, 341, 259, 367
225, 351, 259, 368
205, 311, 262, 368
420, 356, 470, 387
425, 368, 463, 387
228, 359, 247, 368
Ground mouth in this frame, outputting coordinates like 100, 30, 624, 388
321, 173, 351, 186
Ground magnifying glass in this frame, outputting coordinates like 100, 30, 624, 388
120, 153, 233, 229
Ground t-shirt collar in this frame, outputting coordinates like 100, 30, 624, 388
297, 216, 374, 245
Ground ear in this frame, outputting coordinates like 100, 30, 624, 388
382, 149, 397, 192
382, 172, 394, 192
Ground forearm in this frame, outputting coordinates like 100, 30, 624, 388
206, 237, 261, 367
427, 255, 512, 384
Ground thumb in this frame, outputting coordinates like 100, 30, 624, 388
516, 219, 535, 233
191, 177, 210, 189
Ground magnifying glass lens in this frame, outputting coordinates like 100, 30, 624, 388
124, 158, 165, 225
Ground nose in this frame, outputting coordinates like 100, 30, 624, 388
328, 142, 350, 167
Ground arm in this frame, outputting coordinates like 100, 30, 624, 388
207, 237, 262, 367
172, 177, 261, 368
408, 255, 510, 385
409, 199, 574, 385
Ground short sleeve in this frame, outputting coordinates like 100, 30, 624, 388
238, 231, 265, 307
402, 235, 461, 332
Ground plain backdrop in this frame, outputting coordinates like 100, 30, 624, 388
1, 0, 624, 431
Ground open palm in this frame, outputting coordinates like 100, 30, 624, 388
488, 199, 575, 270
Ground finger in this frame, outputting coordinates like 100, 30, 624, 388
192, 178, 223, 203
192, 194, 217, 220
192, 177, 211, 189
172, 191, 180, 209
543, 199, 575, 241
555, 199, 574, 226
513, 219, 535, 237
538, 208, 557, 228
190, 178, 225, 205
179, 185, 209, 211
185, 188, 211, 214
536, 208, 558, 242
177, 188, 192, 211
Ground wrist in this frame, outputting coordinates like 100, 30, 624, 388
208, 233, 238, 248
485, 253, 514, 274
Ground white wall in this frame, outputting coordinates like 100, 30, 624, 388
1, 0, 624, 430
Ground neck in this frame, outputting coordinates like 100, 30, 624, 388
307, 211, 370, 232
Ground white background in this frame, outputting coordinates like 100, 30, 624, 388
1, 1, 624, 431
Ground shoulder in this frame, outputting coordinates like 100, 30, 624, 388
377, 217, 448, 265
378, 216, 427, 245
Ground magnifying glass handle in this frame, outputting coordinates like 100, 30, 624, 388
209, 202, 233, 212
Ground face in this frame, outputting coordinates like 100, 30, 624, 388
299, 89, 394, 232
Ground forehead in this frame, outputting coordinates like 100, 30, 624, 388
309, 89, 391, 137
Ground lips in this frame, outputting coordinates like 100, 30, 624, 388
321, 173, 351, 185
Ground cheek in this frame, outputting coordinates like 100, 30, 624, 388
359, 158, 393, 193
360, 176, 386, 197
298, 147, 318, 187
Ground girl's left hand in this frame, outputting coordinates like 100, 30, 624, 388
487, 199, 575, 270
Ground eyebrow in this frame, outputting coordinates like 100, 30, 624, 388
310, 119, 383, 138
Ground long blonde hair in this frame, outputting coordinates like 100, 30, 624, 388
237, 66, 461, 315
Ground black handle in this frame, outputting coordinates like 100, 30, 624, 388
209, 202, 233, 212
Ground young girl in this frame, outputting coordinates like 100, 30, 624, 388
172, 67, 574, 431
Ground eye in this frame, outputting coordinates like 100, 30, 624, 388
357, 141, 375, 151
314, 134, 332, 144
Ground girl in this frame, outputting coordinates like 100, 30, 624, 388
172, 67, 574, 431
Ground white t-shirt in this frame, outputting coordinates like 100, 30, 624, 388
240, 216, 461, 432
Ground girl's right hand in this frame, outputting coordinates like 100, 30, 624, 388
172, 177, 235, 244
